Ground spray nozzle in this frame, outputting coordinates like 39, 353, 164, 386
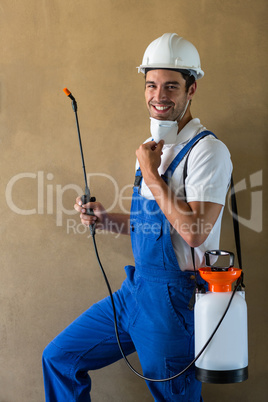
63, 87, 77, 111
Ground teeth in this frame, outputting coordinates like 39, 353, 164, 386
155, 105, 169, 111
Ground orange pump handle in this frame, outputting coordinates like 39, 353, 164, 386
199, 267, 242, 292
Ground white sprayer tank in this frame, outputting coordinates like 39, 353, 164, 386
194, 251, 248, 384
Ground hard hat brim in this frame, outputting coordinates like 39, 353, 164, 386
137, 65, 204, 79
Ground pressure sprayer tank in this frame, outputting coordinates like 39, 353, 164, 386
194, 250, 248, 384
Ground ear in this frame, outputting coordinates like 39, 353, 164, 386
187, 81, 197, 100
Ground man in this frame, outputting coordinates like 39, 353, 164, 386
43, 33, 232, 401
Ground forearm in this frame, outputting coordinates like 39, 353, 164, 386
105, 213, 130, 235
143, 171, 220, 247
75, 197, 130, 235
145, 172, 195, 236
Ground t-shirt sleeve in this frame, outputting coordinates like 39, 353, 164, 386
185, 137, 233, 205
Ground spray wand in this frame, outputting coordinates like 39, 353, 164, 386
63, 88, 96, 235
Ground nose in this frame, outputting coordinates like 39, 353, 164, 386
154, 86, 167, 103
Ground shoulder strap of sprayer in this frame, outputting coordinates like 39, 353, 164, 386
230, 175, 244, 285
182, 132, 244, 298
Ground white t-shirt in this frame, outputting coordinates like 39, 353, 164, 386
135, 118, 233, 271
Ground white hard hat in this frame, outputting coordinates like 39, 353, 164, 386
137, 33, 204, 79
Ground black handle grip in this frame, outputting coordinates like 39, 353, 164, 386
81, 194, 96, 216
205, 250, 234, 271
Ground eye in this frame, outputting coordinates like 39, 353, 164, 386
167, 85, 178, 90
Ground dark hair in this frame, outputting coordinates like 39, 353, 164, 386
180, 72, 196, 92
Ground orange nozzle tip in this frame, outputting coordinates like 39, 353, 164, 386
63, 87, 71, 96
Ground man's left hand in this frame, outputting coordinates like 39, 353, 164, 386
136, 140, 164, 182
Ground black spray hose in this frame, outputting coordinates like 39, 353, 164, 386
91, 232, 241, 382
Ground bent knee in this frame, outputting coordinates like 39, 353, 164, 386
42, 341, 64, 365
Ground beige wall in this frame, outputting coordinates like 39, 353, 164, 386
1, 0, 267, 401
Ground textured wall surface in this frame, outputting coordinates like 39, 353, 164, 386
1, 0, 267, 401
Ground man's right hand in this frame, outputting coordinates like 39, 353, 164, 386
74, 197, 108, 230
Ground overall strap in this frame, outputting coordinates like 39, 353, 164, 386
182, 131, 217, 191
161, 131, 216, 184
133, 167, 143, 189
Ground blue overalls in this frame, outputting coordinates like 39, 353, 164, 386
42, 132, 211, 402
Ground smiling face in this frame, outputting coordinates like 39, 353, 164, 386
144, 69, 196, 121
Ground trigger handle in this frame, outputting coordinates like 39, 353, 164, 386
81, 194, 96, 216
